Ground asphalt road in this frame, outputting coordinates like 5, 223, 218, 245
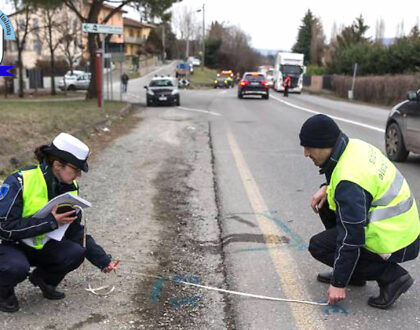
125, 66, 420, 329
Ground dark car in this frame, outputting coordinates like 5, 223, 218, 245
145, 76, 180, 106
237, 72, 269, 99
385, 89, 420, 162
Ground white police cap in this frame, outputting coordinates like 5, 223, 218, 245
45, 133, 90, 172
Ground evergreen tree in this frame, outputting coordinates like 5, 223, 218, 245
292, 10, 324, 65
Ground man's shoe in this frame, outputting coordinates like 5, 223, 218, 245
28, 272, 65, 300
368, 274, 414, 309
0, 287, 19, 313
317, 271, 366, 287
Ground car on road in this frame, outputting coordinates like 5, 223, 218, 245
175, 62, 192, 77
187, 56, 201, 67
385, 89, 420, 161
214, 70, 234, 88
237, 72, 270, 99
145, 76, 180, 106
58, 71, 91, 91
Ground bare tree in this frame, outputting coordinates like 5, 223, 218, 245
9, 0, 38, 98
62, 0, 179, 99
310, 18, 325, 65
172, 5, 200, 58
39, 1, 64, 95
395, 20, 405, 38
57, 11, 84, 75
375, 18, 385, 42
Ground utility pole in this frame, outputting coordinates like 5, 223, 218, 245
196, 4, 205, 70
202, 4, 205, 70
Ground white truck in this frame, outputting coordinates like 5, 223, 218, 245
273, 52, 305, 93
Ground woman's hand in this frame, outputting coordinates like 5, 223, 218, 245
102, 260, 120, 273
311, 185, 328, 213
51, 205, 77, 226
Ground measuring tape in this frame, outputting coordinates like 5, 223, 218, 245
76, 207, 327, 305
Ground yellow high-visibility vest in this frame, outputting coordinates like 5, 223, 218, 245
327, 139, 420, 254
21, 165, 78, 249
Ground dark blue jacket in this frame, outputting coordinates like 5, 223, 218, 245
320, 134, 373, 288
0, 162, 111, 270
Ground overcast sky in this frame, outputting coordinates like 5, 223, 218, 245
1, 1, 419, 51
171, 0, 420, 51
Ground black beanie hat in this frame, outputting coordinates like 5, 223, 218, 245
299, 114, 341, 148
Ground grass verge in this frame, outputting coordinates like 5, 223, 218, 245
189, 67, 218, 87
0, 99, 126, 157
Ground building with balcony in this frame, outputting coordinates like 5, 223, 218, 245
123, 18, 155, 56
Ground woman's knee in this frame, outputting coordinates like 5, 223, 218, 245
62, 243, 86, 271
0, 261, 30, 284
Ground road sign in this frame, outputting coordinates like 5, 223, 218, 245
82, 23, 123, 35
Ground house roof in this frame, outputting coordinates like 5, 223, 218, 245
123, 17, 155, 29
101, 3, 128, 13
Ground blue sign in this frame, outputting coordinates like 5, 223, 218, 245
0, 10, 15, 76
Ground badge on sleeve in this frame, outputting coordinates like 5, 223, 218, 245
0, 184, 10, 201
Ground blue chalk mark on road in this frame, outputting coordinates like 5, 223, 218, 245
150, 278, 165, 304
149, 275, 202, 308
231, 212, 308, 253
318, 300, 349, 315
169, 295, 202, 309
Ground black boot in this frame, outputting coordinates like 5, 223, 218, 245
29, 271, 65, 300
0, 287, 19, 313
368, 273, 414, 309
317, 271, 366, 286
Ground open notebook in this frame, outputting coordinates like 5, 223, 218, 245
21, 193, 91, 247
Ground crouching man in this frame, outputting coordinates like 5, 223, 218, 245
299, 114, 420, 309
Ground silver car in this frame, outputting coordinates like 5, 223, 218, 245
385, 89, 420, 161
58, 71, 90, 91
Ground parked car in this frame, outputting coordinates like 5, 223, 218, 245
187, 56, 201, 67
58, 71, 90, 91
237, 72, 270, 99
144, 76, 180, 106
175, 62, 192, 78
385, 89, 420, 162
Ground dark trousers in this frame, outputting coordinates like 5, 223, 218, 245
0, 239, 85, 288
283, 86, 289, 97
308, 204, 420, 285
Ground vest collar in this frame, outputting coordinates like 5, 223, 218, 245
320, 133, 349, 182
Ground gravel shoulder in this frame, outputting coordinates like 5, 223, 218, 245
2, 107, 230, 329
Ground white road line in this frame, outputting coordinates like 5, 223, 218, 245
177, 106, 222, 116
271, 94, 385, 133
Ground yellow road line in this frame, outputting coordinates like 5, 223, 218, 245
226, 130, 325, 330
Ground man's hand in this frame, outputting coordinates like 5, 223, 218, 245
311, 185, 327, 213
51, 205, 77, 226
327, 285, 346, 305
102, 260, 120, 273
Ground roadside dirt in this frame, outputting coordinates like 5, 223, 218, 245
1, 106, 231, 329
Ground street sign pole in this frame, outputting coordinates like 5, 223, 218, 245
102, 37, 105, 109
82, 23, 123, 108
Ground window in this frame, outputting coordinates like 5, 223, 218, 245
33, 39, 41, 54
32, 18, 39, 29
129, 29, 134, 37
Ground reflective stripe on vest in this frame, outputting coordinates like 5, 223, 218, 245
327, 139, 420, 254
371, 170, 404, 207
21, 165, 78, 250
